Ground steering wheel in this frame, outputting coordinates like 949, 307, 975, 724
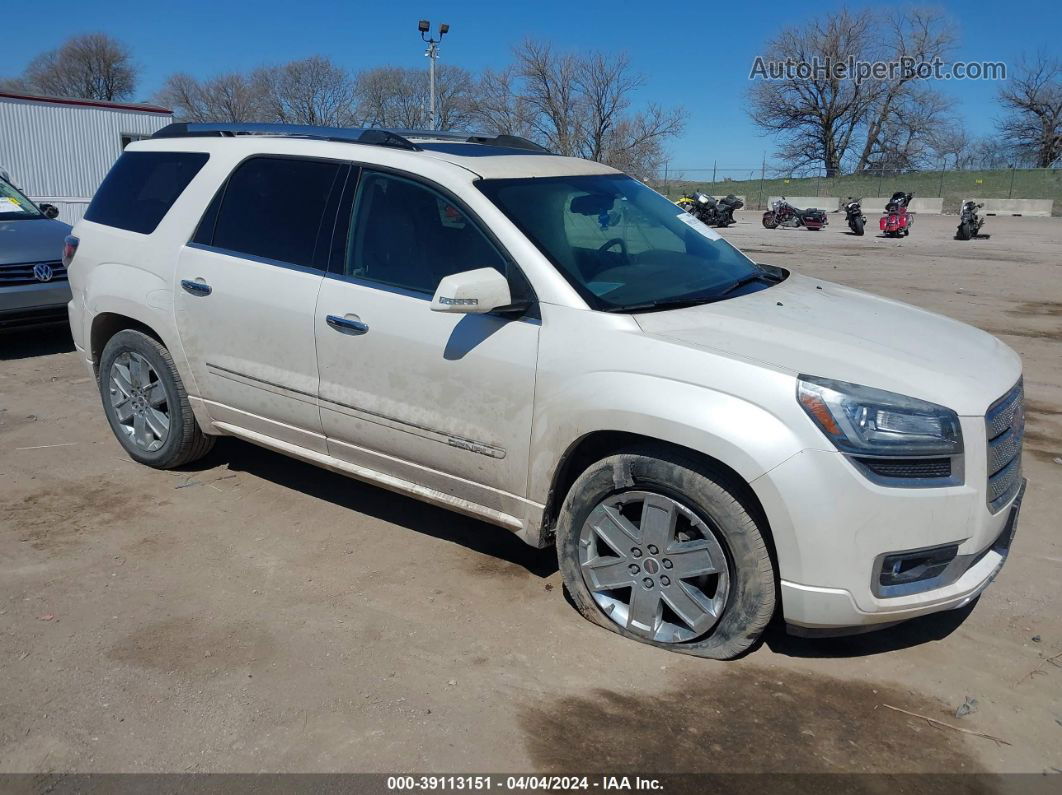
598, 237, 628, 257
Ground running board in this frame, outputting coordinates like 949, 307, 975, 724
212, 421, 524, 531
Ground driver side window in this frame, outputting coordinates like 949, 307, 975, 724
344, 171, 507, 295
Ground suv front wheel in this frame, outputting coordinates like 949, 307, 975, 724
98, 329, 215, 468
557, 448, 776, 659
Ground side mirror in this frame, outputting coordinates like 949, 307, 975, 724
40, 203, 59, 219
431, 268, 514, 314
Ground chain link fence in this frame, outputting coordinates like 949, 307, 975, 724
651, 166, 1062, 214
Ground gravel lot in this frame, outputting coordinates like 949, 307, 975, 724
1, 212, 1060, 776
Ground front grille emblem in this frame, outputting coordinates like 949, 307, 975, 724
33, 262, 54, 282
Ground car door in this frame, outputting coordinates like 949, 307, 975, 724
314, 168, 540, 515
174, 156, 346, 452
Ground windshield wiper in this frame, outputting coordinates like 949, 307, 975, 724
716, 271, 780, 297
605, 269, 783, 313
603, 296, 721, 313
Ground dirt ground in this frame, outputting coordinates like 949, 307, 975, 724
1, 212, 1060, 777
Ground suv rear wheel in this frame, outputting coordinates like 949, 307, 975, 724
556, 448, 775, 659
99, 329, 214, 468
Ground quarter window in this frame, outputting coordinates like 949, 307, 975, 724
208, 157, 343, 269
85, 151, 209, 234
344, 171, 506, 294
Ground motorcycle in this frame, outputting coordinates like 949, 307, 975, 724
880, 191, 914, 237
761, 197, 828, 231
842, 197, 866, 236
956, 200, 987, 240
677, 191, 743, 227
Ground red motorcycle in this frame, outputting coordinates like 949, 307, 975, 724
880, 191, 913, 237
762, 197, 828, 231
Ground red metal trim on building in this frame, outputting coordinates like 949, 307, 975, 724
0, 91, 172, 115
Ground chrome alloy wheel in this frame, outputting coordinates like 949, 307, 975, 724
108, 351, 170, 452
578, 490, 730, 643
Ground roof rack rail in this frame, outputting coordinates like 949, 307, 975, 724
151, 122, 421, 151
466, 134, 550, 153
150, 123, 552, 154
393, 129, 550, 153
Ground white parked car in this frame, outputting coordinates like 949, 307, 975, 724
65, 124, 1025, 659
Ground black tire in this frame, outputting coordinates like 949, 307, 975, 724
957, 222, 972, 240
851, 217, 865, 236
98, 329, 215, 469
556, 447, 776, 660
762, 213, 778, 229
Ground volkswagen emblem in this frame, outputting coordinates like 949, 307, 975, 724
33, 262, 54, 282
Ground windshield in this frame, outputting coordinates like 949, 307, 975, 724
0, 180, 43, 220
476, 174, 770, 311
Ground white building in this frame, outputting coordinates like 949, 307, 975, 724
0, 92, 173, 225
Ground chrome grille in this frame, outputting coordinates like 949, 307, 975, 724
985, 379, 1023, 513
0, 260, 67, 286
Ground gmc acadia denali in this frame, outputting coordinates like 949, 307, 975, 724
65, 123, 1025, 659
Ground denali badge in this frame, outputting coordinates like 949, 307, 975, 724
438, 296, 478, 306
33, 262, 54, 282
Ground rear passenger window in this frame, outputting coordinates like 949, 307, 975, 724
85, 151, 209, 234
208, 157, 342, 269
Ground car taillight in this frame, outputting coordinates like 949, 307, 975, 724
62, 235, 79, 268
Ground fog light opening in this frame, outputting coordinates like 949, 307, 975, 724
879, 544, 959, 588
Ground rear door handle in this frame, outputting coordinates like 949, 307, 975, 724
326, 314, 369, 335
181, 279, 212, 296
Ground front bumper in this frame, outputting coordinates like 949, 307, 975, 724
0, 281, 72, 329
750, 424, 1023, 630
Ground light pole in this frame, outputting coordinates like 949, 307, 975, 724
419, 20, 449, 131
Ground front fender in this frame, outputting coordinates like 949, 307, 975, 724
527, 370, 804, 504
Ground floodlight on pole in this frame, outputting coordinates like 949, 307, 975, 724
419, 20, 449, 131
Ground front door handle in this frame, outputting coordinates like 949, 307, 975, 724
326, 314, 369, 335
181, 279, 212, 296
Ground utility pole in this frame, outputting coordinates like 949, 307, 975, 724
418, 20, 449, 131
757, 153, 766, 210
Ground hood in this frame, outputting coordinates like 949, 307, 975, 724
635, 273, 1021, 416
0, 217, 72, 265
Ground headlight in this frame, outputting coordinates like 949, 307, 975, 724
797, 375, 963, 457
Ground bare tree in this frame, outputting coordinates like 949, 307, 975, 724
970, 136, 1016, 169
148, 42, 682, 177
598, 105, 686, 179
515, 40, 584, 156
747, 9, 879, 176
475, 40, 684, 178
0, 76, 30, 93
470, 67, 534, 138
156, 72, 268, 122
998, 52, 1062, 168
931, 124, 972, 169
256, 56, 356, 127
865, 84, 954, 171
354, 65, 475, 130
17, 33, 137, 101
853, 8, 955, 171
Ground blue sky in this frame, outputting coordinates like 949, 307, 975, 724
6, 0, 1060, 173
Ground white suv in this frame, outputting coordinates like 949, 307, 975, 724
66, 123, 1025, 659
